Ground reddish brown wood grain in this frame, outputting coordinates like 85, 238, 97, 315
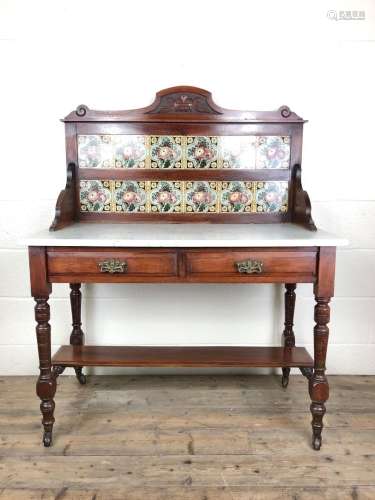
78, 211, 289, 225
185, 249, 316, 276
47, 248, 178, 277
52, 345, 314, 368
29, 247, 52, 297
46, 247, 317, 284
63, 86, 305, 124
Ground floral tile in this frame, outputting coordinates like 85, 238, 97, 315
80, 180, 112, 212
255, 136, 290, 169
186, 136, 218, 168
150, 181, 182, 213
114, 181, 147, 212
112, 136, 147, 168
150, 136, 183, 168
78, 135, 147, 169
78, 135, 113, 168
185, 181, 218, 213
220, 181, 254, 213
220, 136, 256, 169
255, 181, 288, 213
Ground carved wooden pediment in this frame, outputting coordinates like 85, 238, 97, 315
147, 89, 221, 115
63, 86, 304, 123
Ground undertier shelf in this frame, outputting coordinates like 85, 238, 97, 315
52, 345, 313, 368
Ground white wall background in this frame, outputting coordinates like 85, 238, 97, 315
0, 0, 374, 375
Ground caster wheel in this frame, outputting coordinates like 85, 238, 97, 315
77, 373, 87, 385
281, 375, 289, 388
43, 431, 52, 447
312, 436, 322, 451
75, 368, 86, 385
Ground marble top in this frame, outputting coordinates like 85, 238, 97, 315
24, 223, 347, 248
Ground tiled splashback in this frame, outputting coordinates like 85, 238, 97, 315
78, 135, 290, 170
80, 180, 288, 214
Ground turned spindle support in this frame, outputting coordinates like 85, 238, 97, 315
309, 296, 330, 450
281, 283, 296, 388
34, 297, 56, 447
69, 283, 86, 385
309, 246, 335, 450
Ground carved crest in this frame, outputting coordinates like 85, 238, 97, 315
148, 92, 220, 115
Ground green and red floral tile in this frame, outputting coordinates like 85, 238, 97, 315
80, 180, 288, 214
150, 181, 182, 213
79, 180, 112, 212
114, 181, 147, 212
186, 137, 218, 169
77, 135, 290, 170
150, 136, 182, 169
255, 181, 288, 213
220, 181, 254, 213
185, 181, 218, 212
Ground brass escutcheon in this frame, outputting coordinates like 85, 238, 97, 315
236, 259, 263, 274
98, 259, 128, 274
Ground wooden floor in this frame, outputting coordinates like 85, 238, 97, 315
0, 375, 374, 499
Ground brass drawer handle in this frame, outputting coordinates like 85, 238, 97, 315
236, 259, 263, 274
98, 259, 128, 274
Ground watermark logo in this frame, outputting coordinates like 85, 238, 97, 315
327, 10, 366, 21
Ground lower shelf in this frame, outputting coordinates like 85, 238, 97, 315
52, 345, 313, 368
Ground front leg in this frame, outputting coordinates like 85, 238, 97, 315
35, 297, 56, 447
310, 296, 330, 450
70, 283, 86, 385
309, 247, 335, 450
281, 283, 296, 388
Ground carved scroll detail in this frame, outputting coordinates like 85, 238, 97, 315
49, 162, 76, 231
291, 164, 317, 231
279, 105, 292, 118
76, 104, 89, 117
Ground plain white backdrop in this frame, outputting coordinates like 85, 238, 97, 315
0, 0, 374, 374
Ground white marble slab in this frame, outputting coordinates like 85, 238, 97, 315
23, 223, 348, 248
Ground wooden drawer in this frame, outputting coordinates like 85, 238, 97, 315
185, 248, 317, 282
47, 248, 178, 279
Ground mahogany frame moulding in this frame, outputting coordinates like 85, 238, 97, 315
50, 86, 316, 229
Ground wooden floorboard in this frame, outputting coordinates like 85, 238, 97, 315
0, 375, 374, 499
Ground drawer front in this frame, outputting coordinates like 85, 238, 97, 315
185, 249, 317, 280
47, 248, 178, 277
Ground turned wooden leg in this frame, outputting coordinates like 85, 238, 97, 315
309, 296, 330, 450
70, 283, 86, 385
34, 296, 56, 447
281, 283, 296, 388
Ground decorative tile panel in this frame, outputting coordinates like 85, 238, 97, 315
186, 136, 218, 168
185, 181, 218, 213
150, 181, 182, 213
220, 136, 256, 169
114, 181, 147, 212
255, 181, 288, 213
77, 135, 291, 169
79, 180, 288, 214
220, 181, 254, 213
255, 136, 290, 169
80, 180, 112, 212
78, 135, 147, 169
78, 136, 113, 168
150, 136, 183, 168
112, 136, 147, 168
